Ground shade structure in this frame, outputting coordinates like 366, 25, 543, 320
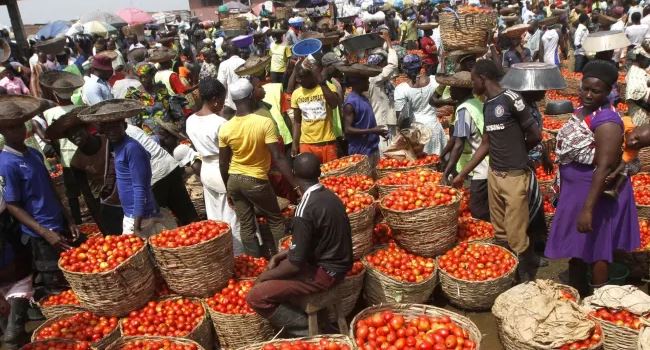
116, 8, 154, 26
36, 21, 70, 40
79, 10, 127, 27
83, 21, 117, 38
152, 12, 176, 25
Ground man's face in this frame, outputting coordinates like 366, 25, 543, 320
471, 70, 486, 96
66, 126, 90, 148
95, 68, 113, 81
0, 123, 27, 146
298, 69, 317, 89
98, 120, 126, 144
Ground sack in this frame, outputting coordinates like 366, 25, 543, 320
383, 123, 431, 160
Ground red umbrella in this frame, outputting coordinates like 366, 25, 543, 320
116, 8, 154, 25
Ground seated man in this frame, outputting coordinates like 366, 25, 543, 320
246, 153, 353, 336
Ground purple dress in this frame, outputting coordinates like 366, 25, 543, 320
544, 109, 640, 263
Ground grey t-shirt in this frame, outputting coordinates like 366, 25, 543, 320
453, 108, 489, 180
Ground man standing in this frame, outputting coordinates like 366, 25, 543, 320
453, 60, 543, 278
217, 44, 246, 117
367, 34, 398, 151
219, 79, 299, 257
574, 14, 590, 72
246, 153, 352, 336
81, 55, 114, 105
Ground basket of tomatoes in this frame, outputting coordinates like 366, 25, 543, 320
328, 261, 366, 320
58, 235, 156, 317
634, 186, 650, 221
376, 155, 440, 179
336, 191, 376, 260
379, 185, 460, 257
350, 304, 481, 350
361, 243, 437, 304
437, 242, 518, 310
375, 169, 442, 197
21, 340, 95, 350
238, 335, 354, 350
588, 307, 645, 350
149, 220, 234, 297
105, 336, 205, 350
120, 297, 213, 350
535, 163, 558, 198
542, 115, 570, 134
204, 279, 274, 350
439, 6, 497, 52
321, 154, 372, 178
37, 289, 85, 319
234, 255, 268, 280
457, 217, 495, 243
31, 312, 120, 350
279, 235, 292, 251
543, 195, 556, 229
77, 223, 101, 238
321, 174, 377, 198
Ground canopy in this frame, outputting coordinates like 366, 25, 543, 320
36, 21, 70, 40
83, 21, 117, 37
224, 1, 250, 13
152, 12, 176, 25
79, 10, 127, 27
116, 8, 154, 25
66, 22, 84, 37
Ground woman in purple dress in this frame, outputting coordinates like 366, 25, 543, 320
545, 60, 640, 296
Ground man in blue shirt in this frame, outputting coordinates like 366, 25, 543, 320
81, 55, 114, 106
0, 96, 76, 301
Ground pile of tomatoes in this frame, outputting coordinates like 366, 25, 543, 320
590, 308, 645, 330
280, 236, 292, 250
122, 298, 205, 337
558, 325, 602, 350
78, 223, 100, 237
59, 235, 144, 273
639, 219, 650, 250
559, 289, 577, 302
22, 341, 92, 350
353, 310, 477, 350
50, 164, 63, 179
151, 220, 229, 248
347, 261, 364, 277
560, 68, 582, 81
457, 217, 494, 242
206, 279, 256, 314
457, 4, 494, 13
376, 170, 442, 187
546, 90, 580, 108
617, 102, 628, 114
372, 223, 393, 245
321, 175, 375, 195
377, 155, 440, 169
34, 312, 118, 343
262, 339, 352, 350
234, 255, 268, 279
535, 164, 557, 182
382, 185, 458, 211
41, 289, 80, 307
118, 339, 199, 350
459, 189, 471, 218
438, 242, 516, 281
632, 173, 650, 187
365, 242, 435, 283
634, 187, 650, 206
542, 118, 567, 131
321, 155, 365, 173
543, 196, 556, 215
337, 192, 374, 215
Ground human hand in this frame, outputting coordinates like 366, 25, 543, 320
374, 126, 389, 137
577, 208, 593, 233
41, 229, 72, 251
451, 174, 465, 188
291, 144, 299, 158
68, 223, 80, 242
439, 174, 451, 186
226, 195, 235, 208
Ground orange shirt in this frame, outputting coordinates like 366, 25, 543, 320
623, 116, 639, 163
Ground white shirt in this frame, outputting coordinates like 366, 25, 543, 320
641, 14, 650, 26
128, 43, 146, 52
542, 28, 560, 65
431, 28, 442, 53
125, 124, 179, 185
626, 24, 649, 46
574, 23, 589, 55
185, 113, 227, 157
629, 5, 643, 17
521, 8, 535, 24
111, 78, 143, 99
217, 55, 246, 110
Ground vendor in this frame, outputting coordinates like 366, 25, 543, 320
246, 153, 352, 336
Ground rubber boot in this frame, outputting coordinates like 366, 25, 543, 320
568, 258, 590, 298
517, 244, 549, 282
2, 297, 29, 350
267, 304, 309, 338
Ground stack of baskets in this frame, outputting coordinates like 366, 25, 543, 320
239, 335, 355, 350
376, 160, 438, 179
348, 196, 376, 259
275, 7, 292, 20
221, 17, 248, 31
204, 300, 274, 350
105, 336, 205, 350
21, 339, 99, 350
640, 148, 650, 172
321, 154, 372, 177
32, 313, 120, 350
330, 266, 366, 319
439, 9, 497, 52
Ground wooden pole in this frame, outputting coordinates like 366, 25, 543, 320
6, 0, 27, 61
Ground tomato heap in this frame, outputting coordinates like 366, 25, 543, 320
234, 254, 268, 279
59, 235, 144, 273
457, 217, 494, 242
438, 242, 517, 281
280, 236, 292, 250
151, 220, 229, 248
459, 189, 471, 218
632, 173, 650, 187
559, 289, 577, 302
365, 242, 435, 283
122, 298, 205, 337
560, 68, 582, 80
206, 279, 255, 314
41, 289, 80, 307
377, 170, 442, 187
337, 192, 374, 215
382, 185, 458, 211
535, 164, 557, 182
559, 325, 602, 350
118, 339, 199, 350
321, 155, 365, 173
372, 223, 393, 245
457, 5, 493, 13
50, 164, 63, 179
377, 155, 440, 169
321, 175, 375, 195
542, 118, 566, 131
543, 196, 556, 215
262, 339, 351, 350
347, 261, 364, 277
354, 310, 477, 350
634, 187, 650, 205
34, 312, 117, 343
640, 219, 650, 250
542, 131, 554, 142
78, 223, 100, 237
617, 102, 628, 113
590, 308, 645, 330
546, 90, 580, 107
22, 341, 92, 350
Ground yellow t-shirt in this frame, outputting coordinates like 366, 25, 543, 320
218, 113, 279, 180
291, 83, 337, 144
270, 42, 291, 73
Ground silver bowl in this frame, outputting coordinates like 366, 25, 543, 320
500, 62, 567, 91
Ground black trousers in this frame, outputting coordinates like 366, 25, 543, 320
574, 54, 588, 73
23, 235, 68, 300
469, 179, 490, 222
152, 167, 199, 225
62, 167, 82, 224
99, 204, 124, 235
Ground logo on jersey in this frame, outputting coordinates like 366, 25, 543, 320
495, 105, 505, 118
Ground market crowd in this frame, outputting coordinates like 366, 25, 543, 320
3, 0, 650, 347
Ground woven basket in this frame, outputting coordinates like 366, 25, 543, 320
36, 299, 85, 320
59, 243, 156, 317
120, 297, 214, 350
438, 243, 518, 310
545, 214, 555, 230
329, 268, 366, 320
361, 248, 437, 304
322, 155, 372, 177
105, 336, 205, 350
350, 304, 482, 349
205, 304, 274, 350
239, 335, 355, 350
638, 204, 650, 220
439, 9, 497, 52
149, 222, 234, 297
31, 313, 120, 350
21, 340, 98, 350
348, 201, 376, 260
641, 148, 650, 173
379, 189, 460, 257
376, 163, 438, 179
592, 315, 639, 350
376, 170, 443, 197
222, 17, 248, 30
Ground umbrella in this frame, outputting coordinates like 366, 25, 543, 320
83, 21, 117, 37
79, 10, 127, 27
66, 22, 84, 37
36, 20, 70, 40
116, 8, 154, 25
223, 1, 250, 13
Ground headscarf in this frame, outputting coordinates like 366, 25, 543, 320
368, 54, 385, 66
135, 62, 156, 78
402, 54, 421, 75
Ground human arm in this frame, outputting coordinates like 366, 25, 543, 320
320, 81, 340, 109
218, 146, 232, 195
6, 203, 72, 250
441, 137, 466, 185
343, 104, 388, 136
191, 159, 202, 177
291, 94, 303, 156
258, 215, 312, 283
452, 133, 490, 187
169, 73, 189, 94
72, 168, 101, 229
20, 79, 29, 95
509, 93, 542, 150
127, 145, 153, 236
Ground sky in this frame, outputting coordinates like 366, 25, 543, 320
0, 0, 190, 25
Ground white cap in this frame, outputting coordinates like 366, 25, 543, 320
229, 78, 254, 101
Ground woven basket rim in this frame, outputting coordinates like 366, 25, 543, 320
120, 296, 208, 338
362, 245, 437, 287
239, 334, 355, 350
321, 154, 369, 175
58, 240, 148, 276
376, 161, 439, 171
105, 336, 205, 350
590, 314, 642, 335
31, 312, 119, 345
149, 222, 232, 251
437, 242, 519, 284
21, 339, 98, 350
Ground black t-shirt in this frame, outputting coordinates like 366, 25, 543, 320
288, 185, 353, 276
483, 89, 536, 171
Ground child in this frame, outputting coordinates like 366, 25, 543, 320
604, 116, 641, 198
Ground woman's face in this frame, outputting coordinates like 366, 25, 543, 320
580, 77, 610, 109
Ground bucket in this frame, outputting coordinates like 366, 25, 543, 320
292, 38, 322, 57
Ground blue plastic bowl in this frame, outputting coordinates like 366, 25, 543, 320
232, 34, 254, 49
292, 38, 322, 57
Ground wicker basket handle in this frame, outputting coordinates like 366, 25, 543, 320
442, 8, 471, 35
